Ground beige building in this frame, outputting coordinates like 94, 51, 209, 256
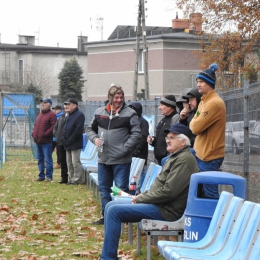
85, 29, 202, 101
0, 35, 88, 100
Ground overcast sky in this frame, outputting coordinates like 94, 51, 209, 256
0, 0, 179, 48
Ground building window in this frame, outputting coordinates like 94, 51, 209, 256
138, 49, 144, 73
19, 60, 24, 86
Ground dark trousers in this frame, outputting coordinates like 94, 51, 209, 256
56, 144, 68, 181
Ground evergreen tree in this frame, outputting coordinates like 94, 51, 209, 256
26, 83, 43, 103
58, 57, 84, 102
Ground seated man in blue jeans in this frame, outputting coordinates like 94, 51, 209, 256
99, 124, 199, 260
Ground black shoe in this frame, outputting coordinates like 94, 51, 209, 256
36, 177, 45, 181
58, 179, 68, 184
66, 182, 78, 185
91, 218, 104, 225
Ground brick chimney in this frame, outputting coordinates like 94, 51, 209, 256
172, 12, 203, 33
172, 12, 189, 30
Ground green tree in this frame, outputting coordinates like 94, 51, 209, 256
25, 83, 43, 103
58, 57, 84, 102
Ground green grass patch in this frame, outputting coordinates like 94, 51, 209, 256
0, 158, 165, 259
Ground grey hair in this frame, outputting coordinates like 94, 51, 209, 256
177, 133, 191, 146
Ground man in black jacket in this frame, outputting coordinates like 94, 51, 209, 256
53, 107, 68, 184
179, 88, 202, 147
128, 101, 149, 189
147, 95, 177, 165
63, 99, 85, 185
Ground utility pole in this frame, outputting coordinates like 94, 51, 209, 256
141, 0, 149, 99
133, 0, 149, 100
133, 0, 142, 100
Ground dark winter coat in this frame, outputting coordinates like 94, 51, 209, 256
179, 88, 202, 147
32, 109, 56, 144
128, 102, 149, 165
63, 108, 85, 151
53, 113, 67, 145
86, 102, 142, 165
53, 110, 64, 142
150, 110, 178, 165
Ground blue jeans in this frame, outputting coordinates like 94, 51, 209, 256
100, 199, 165, 260
98, 163, 131, 216
36, 143, 53, 179
196, 156, 224, 198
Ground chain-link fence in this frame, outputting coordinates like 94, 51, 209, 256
2, 86, 258, 200
1, 93, 37, 161
219, 80, 260, 202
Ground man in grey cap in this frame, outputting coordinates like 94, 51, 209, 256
32, 98, 56, 182
63, 99, 85, 185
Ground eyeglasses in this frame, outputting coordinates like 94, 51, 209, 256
165, 136, 179, 141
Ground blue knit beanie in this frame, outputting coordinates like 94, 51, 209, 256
196, 63, 218, 88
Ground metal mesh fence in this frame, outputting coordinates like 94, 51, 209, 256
219, 80, 260, 202
2, 85, 258, 199
2, 93, 37, 161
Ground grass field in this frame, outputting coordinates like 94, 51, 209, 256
0, 157, 166, 260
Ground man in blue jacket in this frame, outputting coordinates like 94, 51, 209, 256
63, 99, 85, 185
52, 105, 64, 169
128, 101, 149, 190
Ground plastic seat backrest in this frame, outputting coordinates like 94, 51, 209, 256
229, 203, 260, 260
162, 196, 244, 259
140, 162, 155, 193
161, 155, 171, 166
142, 165, 161, 193
129, 157, 139, 181
246, 212, 260, 260
80, 140, 96, 161
132, 159, 145, 186
158, 191, 234, 254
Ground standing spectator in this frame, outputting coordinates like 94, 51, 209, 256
128, 101, 149, 190
178, 88, 202, 147
190, 63, 226, 198
147, 95, 178, 165
87, 84, 141, 225
52, 105, 64, 169
32, 98, 56, 182
53, 106, 68, 184
63, 99, 85, 185
99, 124, 199, 260
173, 88, 193, 125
